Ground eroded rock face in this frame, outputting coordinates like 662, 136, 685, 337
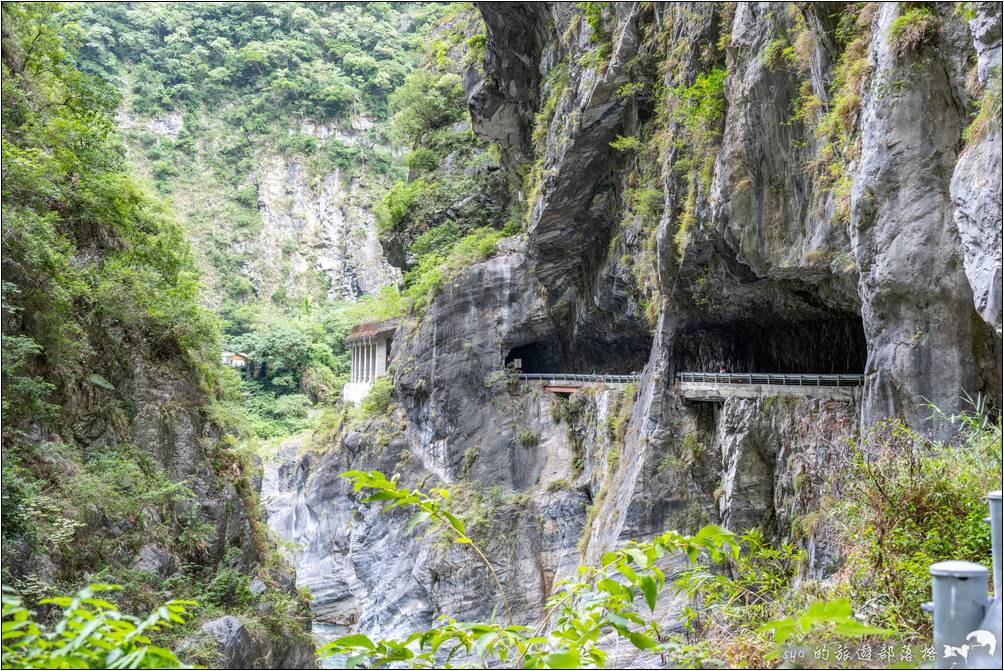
712, 395, 861, 535
852, 3, 987, 434
950, 2, 1003, 406
457, 0, 1002, 571
124, 356, 259, 569
261, 390, 626, 641
393, 241, 555, 483
267, 0, 1000, 655
466, 4, 552, 168
254, 156, 400, 301
200, 615, 314, 669
952, 129, 1003, 337
133, 544, 177, 579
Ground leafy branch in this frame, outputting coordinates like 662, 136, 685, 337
1, 583, 197, 669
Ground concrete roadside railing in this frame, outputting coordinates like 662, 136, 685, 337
925, 491, 1002, 669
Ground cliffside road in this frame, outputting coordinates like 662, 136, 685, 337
518, 372, 864, 401
675, 372, 865, 402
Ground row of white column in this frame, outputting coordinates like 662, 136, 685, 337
350, 339, 387, 384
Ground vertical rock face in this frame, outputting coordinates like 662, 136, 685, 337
468, 4, 552, 168
263, 0, 1001, 649
950, 3, 1003, 405
255, 154, 400, 301
393, 242, 553, 482
852, 3, 988, 433
712, 396, 860, 537
434, 0, 998, 571
262, 389, 630, 640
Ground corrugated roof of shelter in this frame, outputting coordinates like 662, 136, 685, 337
346, 317, 400, 343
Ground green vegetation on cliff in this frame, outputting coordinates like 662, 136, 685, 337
2, 5, 311, 665
67, 2, 491, 426
371, 4, 511, 315
2, 3, 218, 425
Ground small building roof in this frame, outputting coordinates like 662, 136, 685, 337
346, 317, 400, 344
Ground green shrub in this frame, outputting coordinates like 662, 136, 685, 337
0, 332, 57, 422
360, 376, 394, 417
409, 222, 461, 258
673, 67, 727, 145
376, 179, 431, 233
674, 528, 806, 632
963, 66, 1003, 146
402, 253, 447, 312
609, 135, 642, 152
577, 1, 612, 45
389, 70, 466, 146
515, 429, 537, 448
342, 285, 406, 324
203, 565, 254, 609
888, 7, 940, 58
1, 583, 195, 669
762, 37, 796, 69
402, 227, 502, 312
405, 147, 440, 174
273, 393, 312, 420
838, 417, 1000, 633
465, 32, 487, 69
448, 227, 502, 264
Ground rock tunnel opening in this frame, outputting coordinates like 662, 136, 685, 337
505, 335, 651, 375
672, 314, 867, 375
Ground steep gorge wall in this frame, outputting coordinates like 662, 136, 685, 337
564, 1, 1002, 559
412, 0, 999, 595
261, 0, 1001, 647
263, 387, 631, 638
116, 110, 401, 307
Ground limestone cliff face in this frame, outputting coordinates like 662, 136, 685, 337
577, 0, 1001, 558
852, 2, 997, 432
254, 147, 400, 302
409, 0, 1000, 600
262, 0, 1001, 647
262, 389, 629, 640
118, 110, 401, 307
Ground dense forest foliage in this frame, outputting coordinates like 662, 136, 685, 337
2, 3, 217, 427
2, 5, 313, 666
64, 2, 511, 437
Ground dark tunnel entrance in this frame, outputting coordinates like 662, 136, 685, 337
671, 314, 867, 375
505, 335, 652, 375
505, 341, 567, 374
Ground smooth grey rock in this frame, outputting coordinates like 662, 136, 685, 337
852, 3, 991, 434
132, 544, 177, 579
951, 128, 1003, 334
201, 616, 255, 669
969, 2, 1002, 85
248, 577, 267, 596
201, 614, 315, 669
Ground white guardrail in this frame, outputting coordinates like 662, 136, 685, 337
516, 373, 641, 384
675, 372, 865, 387
516, 372, 865, 387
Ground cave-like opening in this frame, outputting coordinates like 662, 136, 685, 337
505, 341, 568, 373
672, 314, 867, 374
505, 335, 651, 375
